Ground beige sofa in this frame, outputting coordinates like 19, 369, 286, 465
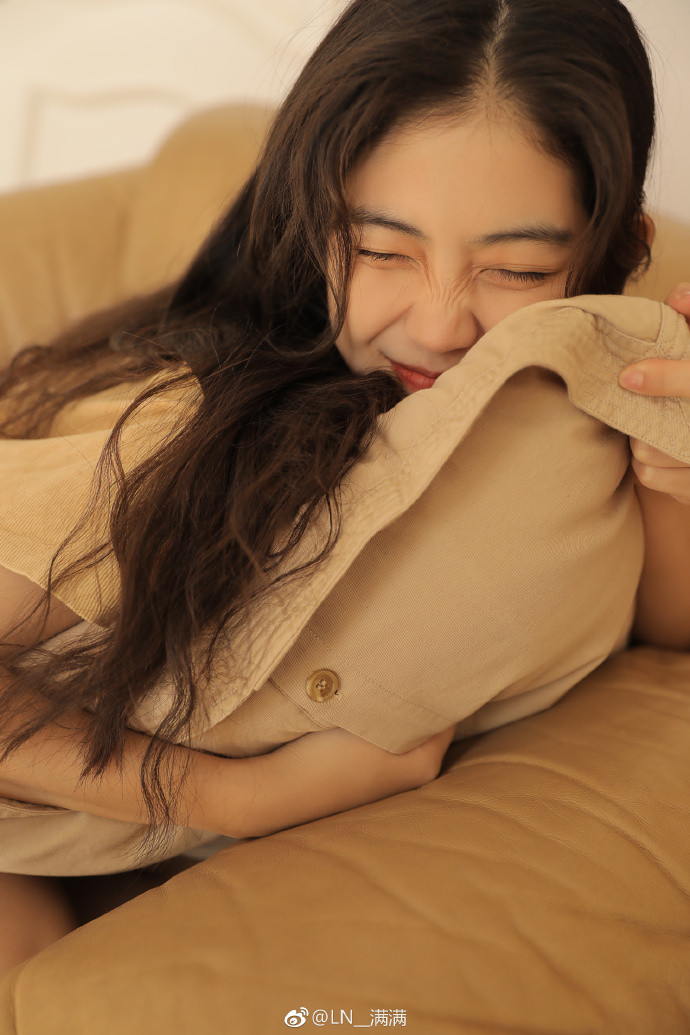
0, 104, 688, 1033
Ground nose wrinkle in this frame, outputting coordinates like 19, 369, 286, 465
407, 272, 478, 354
424, 266, 472, 306
420, 283, 471, 331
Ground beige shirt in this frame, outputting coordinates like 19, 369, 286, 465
1, 294, 690, 875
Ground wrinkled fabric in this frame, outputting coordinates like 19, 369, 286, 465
1, 294, 689, 874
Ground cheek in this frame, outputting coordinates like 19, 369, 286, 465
476, 275, 570, 329
339, 267, 571, 347
346, 271, 404, 340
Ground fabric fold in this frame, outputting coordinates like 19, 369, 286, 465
1, 293, 689, 874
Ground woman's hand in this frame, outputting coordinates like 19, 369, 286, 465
618, 283, 690, 503
242, 723, 458, 839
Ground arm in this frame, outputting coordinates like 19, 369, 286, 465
618, 285, 690, 652
0, 700, 260, 838
243, 724, 458, 838
630, 477, 690, 651
1, 694, 457, 840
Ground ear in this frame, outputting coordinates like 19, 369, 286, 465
637, 212, 656, 253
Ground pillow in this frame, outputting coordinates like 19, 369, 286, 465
2, 293, 690, 876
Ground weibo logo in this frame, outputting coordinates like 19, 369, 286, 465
284, 1008, 309, 1027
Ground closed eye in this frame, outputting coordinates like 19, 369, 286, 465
357, 251, 550, 285
491, 268, 549, 284
357, 249, 403, 262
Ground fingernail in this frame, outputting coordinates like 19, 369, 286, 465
619, 369, 644, 390
673, 283, 690, 298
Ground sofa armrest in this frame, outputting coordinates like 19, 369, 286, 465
625, 211, 690, 305
118, 103, 275, 298
0, 167, 142, 364
0, 102, 275, 368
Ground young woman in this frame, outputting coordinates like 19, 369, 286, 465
1, 0, 689, 973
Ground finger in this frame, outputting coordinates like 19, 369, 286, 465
664, 282, 690, 311
629, 438, 690, 468
619, 359, 690, 396
631, 458, 690, 502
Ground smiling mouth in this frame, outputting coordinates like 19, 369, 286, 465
388, 354, 476, 389
391, 359, 445, 377
389, 360, 440, 389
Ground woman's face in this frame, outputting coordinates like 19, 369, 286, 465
330, 114, 590, 392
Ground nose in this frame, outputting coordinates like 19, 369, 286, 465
404, 281, 481, 357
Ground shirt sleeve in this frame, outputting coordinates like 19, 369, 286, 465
266, 367, 644, 753
0, 365, 201, 626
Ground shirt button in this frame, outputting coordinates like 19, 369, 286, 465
305, 669, 341, 702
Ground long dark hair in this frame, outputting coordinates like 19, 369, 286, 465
0, 0, 656, 861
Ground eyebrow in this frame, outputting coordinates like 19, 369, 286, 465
350, 206, 576, 248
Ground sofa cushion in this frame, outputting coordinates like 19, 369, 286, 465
0, 643, 688, 1033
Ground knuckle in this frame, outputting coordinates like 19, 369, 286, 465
633, 461, 656, 487
630, 439, 650, 462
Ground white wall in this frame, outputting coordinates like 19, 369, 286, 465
0, 0, 687, 226
0, 0, 345, 194
625, 0, 690, 224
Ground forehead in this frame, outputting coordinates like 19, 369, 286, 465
347, 115, 586, 236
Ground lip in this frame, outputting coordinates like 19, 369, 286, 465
388, 358, 456, 391
389, 361, 437, 391
392, 360, 446, 379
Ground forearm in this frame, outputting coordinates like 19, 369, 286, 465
0, 672, 453, 842
631, 479, 690, 651
0, 712, 400, 842
0, 703, 260, 839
